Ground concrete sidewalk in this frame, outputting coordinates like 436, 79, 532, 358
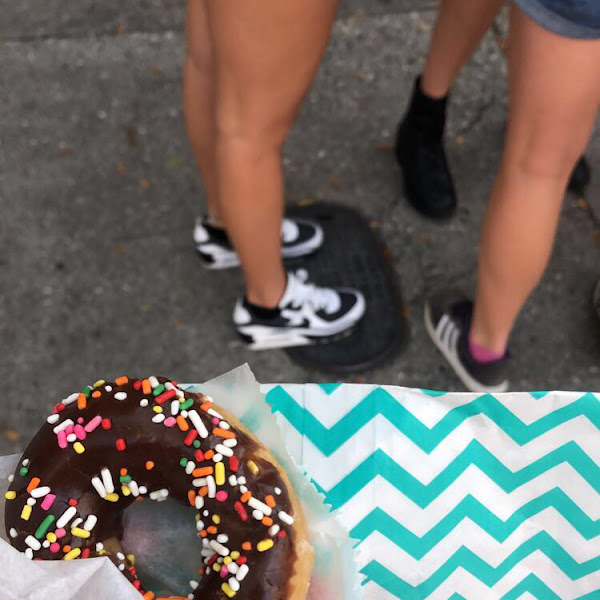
1, 0, 599, 454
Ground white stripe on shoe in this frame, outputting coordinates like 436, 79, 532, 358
441, 319, 455, 349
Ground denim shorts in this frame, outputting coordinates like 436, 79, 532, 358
514, 0, 600, 39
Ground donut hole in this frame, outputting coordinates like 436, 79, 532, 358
121, 495, 204, 596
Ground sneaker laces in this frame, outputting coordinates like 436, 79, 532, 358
285, 270, 341, 314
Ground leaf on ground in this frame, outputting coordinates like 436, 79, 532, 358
113, 243, 128, 254
173, 320, 185, 329
330, 174, 341, 189
58, 147, 73, 157
140, 304, 152, 313
139, 178, 151, 190
352, 375, 367, 384
494, 34, 508, 55
377, 142, 393, 151
167, 156, 185, 167
402, 305, 410, 319
2, 429, 21, 442
354, 69, 366, 81
455, 135, 465, 146
117, 163, 127, 176
383, 247, 394, 263
151, 65, 164, 76
576, 197, 588, 210
370, 220, 381, 229
419, 233, 431, 244
297, 198, 315, 207
117, 24, 126, 35
593, 230, 600, 246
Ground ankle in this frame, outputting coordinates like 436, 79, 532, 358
419, 73, 451, 102
468, 337, 505, 365
402, 77, 448, 142
246, 276, 287, 310
243, 297, 281, 319
206, 214, 224, 229
410, 76, 449, 119
469, 329, 508, 358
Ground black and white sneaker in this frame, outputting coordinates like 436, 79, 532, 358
233, 270, 366, 350
194, 217, 324, 270
424, 289, 510, 393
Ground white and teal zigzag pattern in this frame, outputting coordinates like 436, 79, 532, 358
263, 384, 600, 600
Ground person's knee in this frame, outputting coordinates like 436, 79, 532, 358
214, 103, 291, 155
511, 129, 587, 182
516, 148, 580, 182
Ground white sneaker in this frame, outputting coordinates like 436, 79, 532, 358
194, 217, 324, 270
233, 270, 366, 350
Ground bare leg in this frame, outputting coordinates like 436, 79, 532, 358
205, 0, 338, 307
470, 6, 600, 353
184, 0, 219, 220
421, 0, 506, 98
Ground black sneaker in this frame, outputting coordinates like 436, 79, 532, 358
233, 270, 366, 350
424, 289, 510, 393
568, 155, 591, 197
395, 77, 457, 220
194, 217, 324, 269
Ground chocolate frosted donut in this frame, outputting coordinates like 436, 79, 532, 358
4, 376, 313, 599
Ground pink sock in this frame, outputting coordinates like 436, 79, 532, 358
469, 336, 505, 364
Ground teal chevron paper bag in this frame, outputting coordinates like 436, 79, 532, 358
262, 384, 600, 600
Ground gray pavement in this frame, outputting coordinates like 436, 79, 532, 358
1, 1, 600, 454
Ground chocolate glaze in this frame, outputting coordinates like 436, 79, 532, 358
4, 377, 298, 600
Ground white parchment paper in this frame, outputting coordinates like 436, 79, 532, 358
0, 365, 360, 600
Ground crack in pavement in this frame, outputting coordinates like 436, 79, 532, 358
0, 28, 184, 46
456, 95, 498, 137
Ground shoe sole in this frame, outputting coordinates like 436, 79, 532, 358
239, 323, 358, 351
424, 304, 509, 394
196, 248, 241, 270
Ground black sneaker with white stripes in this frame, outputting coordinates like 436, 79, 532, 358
424, 289, 510, 393
234, 270, 366, 350
194, 217, 324, 270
